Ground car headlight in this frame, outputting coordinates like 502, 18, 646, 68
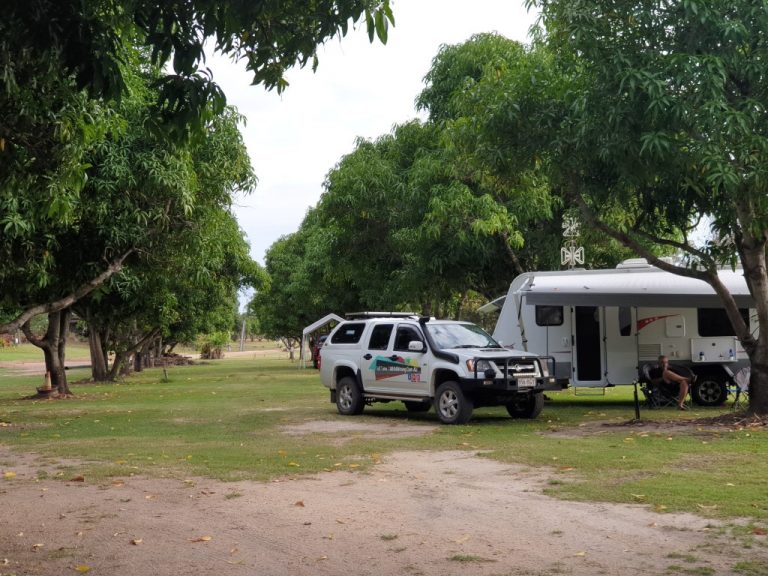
466, 359, 492, 373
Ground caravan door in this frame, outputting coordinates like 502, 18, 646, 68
603, 306, 639, 385
572, 306, 605, 385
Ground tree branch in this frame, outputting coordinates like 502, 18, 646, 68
572, 195, 710, 281
573, 195, 753, 344
0, 249, 134, 334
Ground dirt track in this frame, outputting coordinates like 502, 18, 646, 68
1, 441, 762, 576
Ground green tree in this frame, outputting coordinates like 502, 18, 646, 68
1, 1, 393, 337
516, 0, 768, 414
11, 61, 260, 392
418, 32, 639, 274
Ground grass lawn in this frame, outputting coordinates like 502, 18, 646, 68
0, 357, 766, 524
0, 341, 91, 362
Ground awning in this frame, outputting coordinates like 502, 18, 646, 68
477, 295, 506, 314
522, 269, 755, 308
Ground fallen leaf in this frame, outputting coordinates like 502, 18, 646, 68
348, 464, 360, 469
696, 504, 718, 510
130, 538, 143, 545
190, 536, 212, 542
70, 476, 85, 482
725, 482, 735, 487
112, 481, 125, 488
3, 471, 17, 479
288, 462, 300, 467
335, 519, 345, 524
753, 528, 767, 536
32, 543, 44, 550
575, 551, 586, 557
75, 565, 91, 572
294, 501, 305, 507
318, 556, 328, 561
559, 466, 575, 472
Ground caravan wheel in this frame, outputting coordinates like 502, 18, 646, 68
692, 374, 728, 406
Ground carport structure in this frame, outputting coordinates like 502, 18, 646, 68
300, 313, 343, 368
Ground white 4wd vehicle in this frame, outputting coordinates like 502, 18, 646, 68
319, 313, 554, 424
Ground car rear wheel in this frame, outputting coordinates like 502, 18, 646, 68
336, 376, 364, 415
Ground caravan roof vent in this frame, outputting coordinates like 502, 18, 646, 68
615, 258, 652, 269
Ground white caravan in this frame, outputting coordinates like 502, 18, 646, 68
485, 259, 755, 405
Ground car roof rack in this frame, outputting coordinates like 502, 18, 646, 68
344, 311, 419, 320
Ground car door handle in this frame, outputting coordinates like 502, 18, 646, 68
363, 354, 372, 360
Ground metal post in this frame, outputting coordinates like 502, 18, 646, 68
633, 381, 641, 420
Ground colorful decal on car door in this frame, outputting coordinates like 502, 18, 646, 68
369, 356, 422, 381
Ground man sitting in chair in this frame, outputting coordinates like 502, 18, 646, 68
659, 355, 689, 410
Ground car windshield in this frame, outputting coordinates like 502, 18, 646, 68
426, 323, 501, 350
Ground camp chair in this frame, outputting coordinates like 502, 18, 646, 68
731, 367, 750, 411
639, 363, 694, 409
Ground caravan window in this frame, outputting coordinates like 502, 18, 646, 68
536, 305, 564, 326
619, 307, 632, 336
697, 308, 749, 337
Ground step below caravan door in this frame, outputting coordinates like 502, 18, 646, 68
572, 306, 606, 386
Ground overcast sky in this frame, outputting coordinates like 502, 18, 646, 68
209, 1, 538, 268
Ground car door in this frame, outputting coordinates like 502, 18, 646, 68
360, 323, 395, 393
378, 323, 429, 396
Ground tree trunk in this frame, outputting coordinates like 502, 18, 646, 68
22, 310, 72, 396
109, 351, 126, 380
121, 353, 134, 375
734, 235, 768, 415
88, 327, 109, 381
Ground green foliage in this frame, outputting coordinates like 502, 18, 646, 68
1, 1, 392, 337
1, 1, 394, 136
76, 88, 263, 358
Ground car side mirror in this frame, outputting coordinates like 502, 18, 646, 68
408, 341, 425, 352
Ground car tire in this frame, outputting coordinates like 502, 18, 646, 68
506, 391, 544, 419
434, 381, 473, 425
336, 376, 364, 415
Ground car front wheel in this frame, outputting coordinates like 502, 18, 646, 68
434, 381, 473, 425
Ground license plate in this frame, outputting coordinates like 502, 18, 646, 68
517, 377, 535, 388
